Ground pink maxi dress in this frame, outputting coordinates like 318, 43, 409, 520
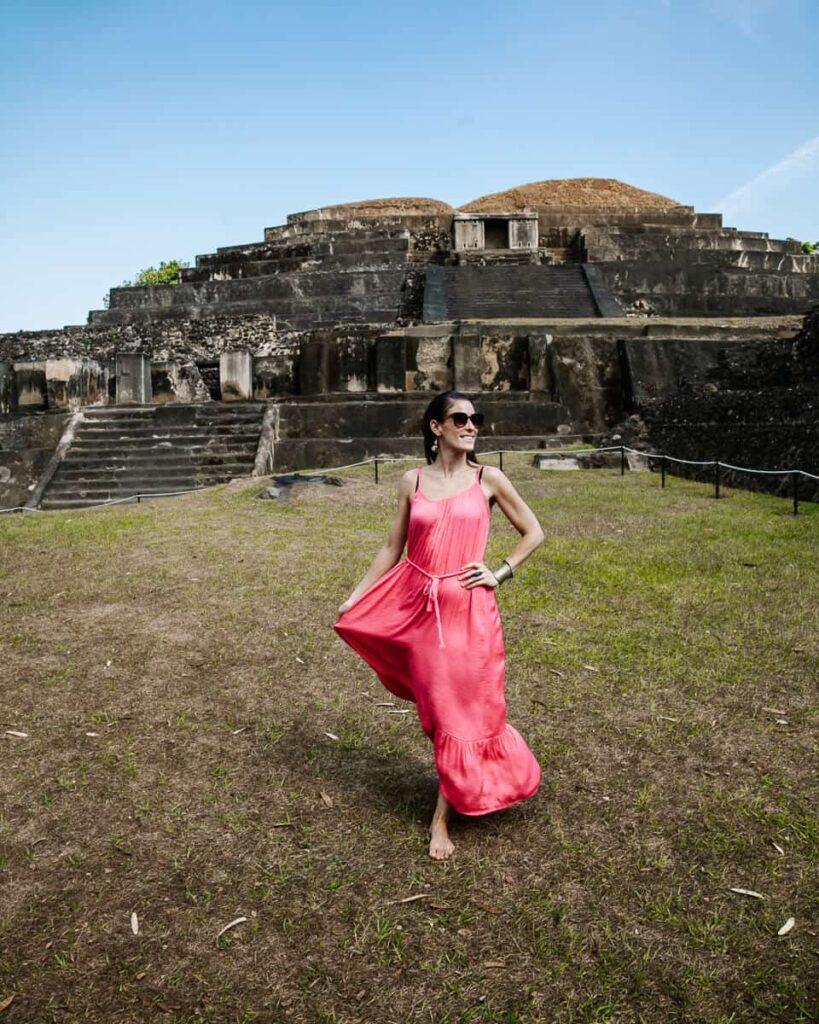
334, 465, 541, 815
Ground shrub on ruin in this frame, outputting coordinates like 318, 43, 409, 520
102, 259, 190, 308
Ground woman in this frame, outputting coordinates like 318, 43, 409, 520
334, 391, 544, 860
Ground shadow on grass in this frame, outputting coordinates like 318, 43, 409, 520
272, 716, 542, 840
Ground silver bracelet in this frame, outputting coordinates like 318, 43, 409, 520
492, 559, 514, 585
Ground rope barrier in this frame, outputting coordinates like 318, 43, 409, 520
624, 447, 817, 479
2, 445, 815, 517
0, 486, 207, 516
718, 462, 795, 476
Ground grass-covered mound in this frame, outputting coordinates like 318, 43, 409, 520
459, 178, 681, 213
0, 461, 816, 1023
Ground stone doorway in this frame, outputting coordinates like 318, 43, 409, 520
198, 361, 222, 400
483, 219, 509, 249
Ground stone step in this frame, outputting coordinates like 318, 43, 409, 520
274, 396, 573, 439
77, 414, 263, 431
44, 468, 255, 499
47, 464, 252, 487
208, 232, 411, 264
40, 488, 210, 509
270, 434, 597, 473
184, 250, 409, 282
64, 454, 257, 470
56, 460, 255, 480
587, 226, 803, 255
46, 480, 199, 496
106, 269, 407, 310
68, 436, 260, 451
64, 442, 257, 456
82, 401, 264, 415
423, 265, 601, 320
90, 300, 401, 329
47, 465, 247, 485
74, 423, 262, 437
274, 215, 445, 238
535, 207, 699, 228
59, 456, 256, 473
63, 438, 255, 454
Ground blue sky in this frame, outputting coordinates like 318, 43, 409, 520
1, 0, 817, 332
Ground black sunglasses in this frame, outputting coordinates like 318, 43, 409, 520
444, 412, 484, 428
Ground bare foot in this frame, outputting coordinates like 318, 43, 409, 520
428, 787, 455, 860
429, 820, 455, 860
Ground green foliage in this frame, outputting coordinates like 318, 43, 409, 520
786, 237, 819, 254
103, 259, 190, 307
123, 259, 190, 287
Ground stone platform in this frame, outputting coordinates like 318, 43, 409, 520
2, 179, 818, 508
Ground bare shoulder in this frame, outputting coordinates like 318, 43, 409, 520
479, 464, 513, 493
398, 467, 420, 495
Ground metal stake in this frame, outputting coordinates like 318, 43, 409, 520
661, 455, 666, 489
374, 457, 379, 485
620, 446, 626, 476
714, 461, 720, 500
792, 471, 799, 516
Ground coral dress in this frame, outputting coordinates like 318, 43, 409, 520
334, 465, 541, 815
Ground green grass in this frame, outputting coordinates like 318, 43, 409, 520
0, 461, 816, 1023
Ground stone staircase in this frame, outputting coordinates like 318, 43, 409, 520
423, 264, 607, 320
39, 402, 264, 510
89, 223, 417, 331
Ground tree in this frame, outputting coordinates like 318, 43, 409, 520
123, 259, 190, 287
786, 237, 819, 254
102, 259, 190, 308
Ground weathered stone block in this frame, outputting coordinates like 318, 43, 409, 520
480, 334, 528, 391
376, 336, 406, 393
14, 363, 47, 411
547, 336, 624, 433
254, 354, 297, 399
452, 333, 481, 392
0, 360, 17, 416
453, 219, 484, 251
298, 338, 339, 395
528, 334, 553, 394
337, 335, 371, 393
413, 335, 452, 392
220, 350, 254, 401
116, 353, 152, 404
152, 361, 212, 403
0, 410, 70, 507
45, 358, 108, 411
509, 217, 538, 250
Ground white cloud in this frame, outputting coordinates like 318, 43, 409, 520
708, 0, 777, 38
713, 134, 819, 238
715, 135, 819, 210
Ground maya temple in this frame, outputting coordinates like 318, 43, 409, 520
0, 177, 817, 509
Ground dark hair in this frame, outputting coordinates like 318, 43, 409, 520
422, 391, 481, 465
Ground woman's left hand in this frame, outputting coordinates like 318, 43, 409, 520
458, 561, 498, 589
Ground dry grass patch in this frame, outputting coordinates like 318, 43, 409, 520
0, 461, 817, 1023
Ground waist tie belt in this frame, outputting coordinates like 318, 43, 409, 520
406, 558, 463, 649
